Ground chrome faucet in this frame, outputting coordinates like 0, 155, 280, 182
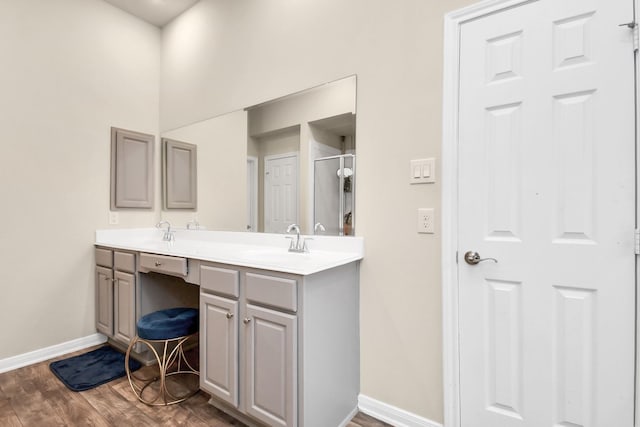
186, 219, 200, 230
156, 220, 175, 242
314, 222, 326, 234
286, 224, 308, 253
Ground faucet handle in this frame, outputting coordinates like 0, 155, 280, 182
301, 237, 313, 252
285, 236, 295, 250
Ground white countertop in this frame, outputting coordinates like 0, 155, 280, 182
95, 228, 364, 276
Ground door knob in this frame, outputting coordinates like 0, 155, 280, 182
464, 251, 498, 265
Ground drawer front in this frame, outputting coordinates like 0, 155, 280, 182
245, 273, 297, 312
140, 253, 187, 276
201, 264, 239, 298
114, 251, 136, 273
95, 248, 113, 268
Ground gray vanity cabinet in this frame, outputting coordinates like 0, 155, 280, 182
113, 270, 136, 344
200, 264, 240, 407
95, 265, 114, 336
244, 303, 297, 427
200, 292, 239, 407
199, 263, 298, 427
94, 247, 137, 347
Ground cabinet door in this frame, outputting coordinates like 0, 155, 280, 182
113, 271, 136, 345
200, 293, 239, 407
110, 127, 154, 209
162, 138, 197, 209
244, 304, 297, 427
95, 266, 113, 336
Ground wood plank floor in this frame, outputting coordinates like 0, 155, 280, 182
0, 345, 391, 427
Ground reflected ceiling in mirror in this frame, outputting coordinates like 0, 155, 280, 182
160, 75, 356, 236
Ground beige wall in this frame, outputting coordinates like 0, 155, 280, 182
160, 0, 477, 422
0, 0, 160, 358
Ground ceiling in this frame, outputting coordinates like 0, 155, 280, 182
102, 0, 199, 27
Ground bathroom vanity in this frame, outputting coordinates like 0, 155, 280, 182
94, 228, 363, 427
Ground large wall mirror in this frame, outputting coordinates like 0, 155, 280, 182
160, 75, 356, 236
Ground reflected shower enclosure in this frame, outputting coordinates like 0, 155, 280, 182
313, 154, 355, 236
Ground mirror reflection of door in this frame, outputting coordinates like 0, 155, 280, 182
264, 152, 298, 233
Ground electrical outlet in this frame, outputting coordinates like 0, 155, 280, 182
417, 208, 434, 233
109, 211, 119, 225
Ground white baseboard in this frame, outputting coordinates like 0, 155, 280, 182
358, 395, 442, 427
0, 333, 108, 374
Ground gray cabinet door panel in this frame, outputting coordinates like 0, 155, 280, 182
245, 304, 297, 427
114, 251, 135, 273
95, 266, 113, 336
95, 248, 113, 268
201, 264, 240, 298
245, 273, 297, 312
200, 293, 239, 407
113, 271, 136, 345
111, 127, 154, 209
162, 138, 197, 209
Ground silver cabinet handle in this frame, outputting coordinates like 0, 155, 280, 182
243, 318, 252, 324
226, 312, 234, 319
154, 261, 162, 267
464, 251, 498, 265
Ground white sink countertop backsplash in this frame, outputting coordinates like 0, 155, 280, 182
95, 228, 364, 275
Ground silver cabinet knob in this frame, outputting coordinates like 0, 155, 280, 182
154, 261, 162, 267
464, 251, 498, 265
226, 312, 234, 319
243, 318, 252, 324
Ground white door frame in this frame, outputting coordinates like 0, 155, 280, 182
247, 156, 258, 232
441, 1, 638, 427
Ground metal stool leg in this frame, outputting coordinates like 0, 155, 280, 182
125, 334, 199, 406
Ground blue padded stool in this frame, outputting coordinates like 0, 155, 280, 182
125, 307, 199, 406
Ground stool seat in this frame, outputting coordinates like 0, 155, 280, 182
137, 307, 199, 340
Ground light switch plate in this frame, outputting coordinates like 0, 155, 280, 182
418, 208, 434, 233
410, 158, 436, 184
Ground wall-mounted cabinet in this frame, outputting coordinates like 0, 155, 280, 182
110, 127, 154, 210
162, 138, 197, 209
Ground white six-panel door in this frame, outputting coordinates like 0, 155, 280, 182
457, 0, 636, 425
264, 153, 298, 234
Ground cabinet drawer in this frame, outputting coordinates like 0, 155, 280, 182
245, 273, 297, 312
201, 265, 239, 298
140, 253, 187, 277
114, 251, 136, 273
95, 248, 113, 268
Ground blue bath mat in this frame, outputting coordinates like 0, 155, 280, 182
49, 345, 141, 392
